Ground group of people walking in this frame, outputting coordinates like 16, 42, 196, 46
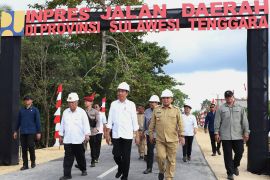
13, 81, 250, 180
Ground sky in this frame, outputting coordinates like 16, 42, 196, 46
0, 0, 269, 110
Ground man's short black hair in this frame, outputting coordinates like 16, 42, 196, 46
23, 95, 32, 101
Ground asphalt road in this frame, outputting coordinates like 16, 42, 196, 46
0, 139, 217, 180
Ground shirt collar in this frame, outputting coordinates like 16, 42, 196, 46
117, 99, 128, 104
161, 104, 172, 109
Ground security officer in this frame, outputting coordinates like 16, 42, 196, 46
214, 90, 249, 180
84, 93, 100, 167
149, 89, 185, 180
143, 95, 160, 174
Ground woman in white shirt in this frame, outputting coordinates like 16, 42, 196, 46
182, 104, 198, 162
93, 103, 107, 163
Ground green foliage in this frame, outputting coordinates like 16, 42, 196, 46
201, 99, 211, 111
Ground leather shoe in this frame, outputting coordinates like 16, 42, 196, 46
20, 166, 29, 171
211, 153, 216, 156
217, 150, 221, 155
143, 168, 152, 174
183, 157, 187, 162
81, 171, 87, 176
234, 168, 239, 176
31, 162, 36, 168
158, 173, 164, 180
227, 174, 234, 180
115, 171, 122, 178
59, 176, 72, 180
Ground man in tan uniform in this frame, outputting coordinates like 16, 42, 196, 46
137, 105, 146, 160
149, 89, 185, 180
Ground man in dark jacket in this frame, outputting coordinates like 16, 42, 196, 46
204, 103, 221, 156
13, 95, 41, 170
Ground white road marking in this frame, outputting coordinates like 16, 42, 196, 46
97, 165, 118, 179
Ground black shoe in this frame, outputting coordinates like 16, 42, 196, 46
143, 168, 152, 174
227, 174, 234, 180
187, 156, 191, 161
115, 171, 122, 178
138, 156, 144, 160
81, 171, 87, 176
183, 157, 187, 162
217, 150, 221, 155
234, 168, 239, 176
211, 153, 216, 156
75, 164, 79, 169
31, 162, 36, 168
59, 176, 72, 180
90, 162, 95, 167
158, 173, 164, 180
20, 166, 29, 171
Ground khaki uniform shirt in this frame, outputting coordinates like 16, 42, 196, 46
137, 114, 144, 131
86, 108, 100, 136
214, 103, 250, 140
149, 104, 184, 143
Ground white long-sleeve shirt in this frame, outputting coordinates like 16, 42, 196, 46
107, 99, 139, 139
182, 113, 198, 136
59, 107, 91, 144
97, 112, 107, 134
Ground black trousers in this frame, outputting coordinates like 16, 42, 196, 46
89, 134, 103, 162
20, 134, 36, 167
146, 135, 155, 169
182, 136, 194, 157
112, 138, 133, 178
222, 140, 244, 175
63, 144, 86, 177
209, 132, 221, 154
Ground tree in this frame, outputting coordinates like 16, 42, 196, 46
201, 99, 211, 111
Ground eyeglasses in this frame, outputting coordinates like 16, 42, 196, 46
210, 107, 215, 108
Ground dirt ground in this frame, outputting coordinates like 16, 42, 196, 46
0, 146, 65, 175
196, 128, 269, 180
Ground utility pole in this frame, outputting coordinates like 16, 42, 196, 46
101, 0, 107, 66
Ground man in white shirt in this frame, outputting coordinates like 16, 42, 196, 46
105, 82, 140, 180
182, 104, 198, 162
59, 93, 90, 180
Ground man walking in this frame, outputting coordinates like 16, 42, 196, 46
204, 103, 221, 156
149, 89, 185, 180
137, 105, 146, 160
214, 90, 250, 180
84, 93, 100, 167
105, 82, 140, 180
13, 95, 41, 170
143, 95, 160, 174
93, 103, 107, 163
182, 104, 198, 162
59, 92, 90, 180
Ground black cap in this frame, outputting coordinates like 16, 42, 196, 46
184, 104, 192, 109
224, 90, 234, 97
23, 95, 32, 101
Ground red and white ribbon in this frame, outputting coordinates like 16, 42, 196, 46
53, 84, 62, 147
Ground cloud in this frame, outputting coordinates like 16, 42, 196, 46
143, 29, 247, 74
172, 69, 248, 110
